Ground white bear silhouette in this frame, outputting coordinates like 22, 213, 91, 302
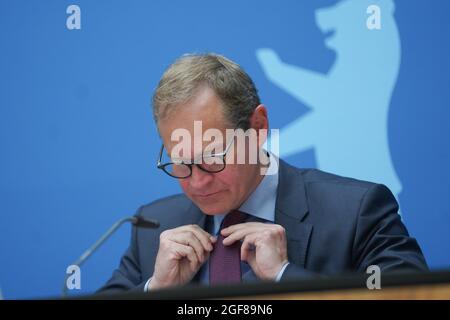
257, 0, 402, 202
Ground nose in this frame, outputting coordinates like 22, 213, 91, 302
188, 165, 214, 189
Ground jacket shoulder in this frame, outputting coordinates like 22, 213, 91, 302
280, 161, 393, 215
137, 193, 193, 220
300, 168, 377, 189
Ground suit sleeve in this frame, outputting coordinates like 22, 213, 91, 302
352, 184, 428, 272
96, 211, 149, 295
280, 183, 428, 281
278, 263, 320, 281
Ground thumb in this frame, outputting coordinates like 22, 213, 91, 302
241, 240, 257, 269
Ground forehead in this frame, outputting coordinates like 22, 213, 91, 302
158, 86, 231, 152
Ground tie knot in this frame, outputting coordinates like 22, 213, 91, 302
221, 210, 248, 229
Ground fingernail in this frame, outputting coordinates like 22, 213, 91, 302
210, 236, 217, 242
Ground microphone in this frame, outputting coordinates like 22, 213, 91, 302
62, 215, 159, 296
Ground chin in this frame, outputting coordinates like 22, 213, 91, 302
197, 204, 228, 215
193, 200, 231, 215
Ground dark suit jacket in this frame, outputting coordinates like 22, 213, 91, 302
99, 160, 427, 294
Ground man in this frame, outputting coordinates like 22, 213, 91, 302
99, 53, 427, 294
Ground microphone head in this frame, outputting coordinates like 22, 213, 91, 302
132, 216, 160, 229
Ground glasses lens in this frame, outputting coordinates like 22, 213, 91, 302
164, 163, 191, 178
200, 156, 225, 173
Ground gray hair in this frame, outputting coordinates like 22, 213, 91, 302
152, 53, 261, 130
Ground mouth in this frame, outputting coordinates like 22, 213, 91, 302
194, 191, 222, 199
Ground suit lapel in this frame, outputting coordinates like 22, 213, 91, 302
176, 203, 207, 228
275, 160, 313, 268
187, 205, 210, 283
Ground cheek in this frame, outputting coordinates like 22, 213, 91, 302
177, 173, 230, 195
179, 179, 189, 192
214, 165, 244, 190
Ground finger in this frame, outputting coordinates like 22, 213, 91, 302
222, 226, 265, 246
240, 233, 259, 266
171, 242, 199, 272
170, 232, 207, 262
221, 222, 268, 236
179, 225, 216, 251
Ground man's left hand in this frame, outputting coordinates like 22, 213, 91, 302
221, 222, 289, 280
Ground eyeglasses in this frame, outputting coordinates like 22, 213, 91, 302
157, 137, 235, 179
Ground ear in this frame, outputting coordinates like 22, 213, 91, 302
249, 104, 269, 147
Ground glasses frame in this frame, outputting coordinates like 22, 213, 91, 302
157, 136, 235, 179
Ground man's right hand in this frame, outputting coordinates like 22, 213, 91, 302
149, 224, 216, 290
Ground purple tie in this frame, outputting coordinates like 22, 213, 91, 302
209, 210, 248, 285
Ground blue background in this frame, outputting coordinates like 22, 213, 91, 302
0, 0, 449, 299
